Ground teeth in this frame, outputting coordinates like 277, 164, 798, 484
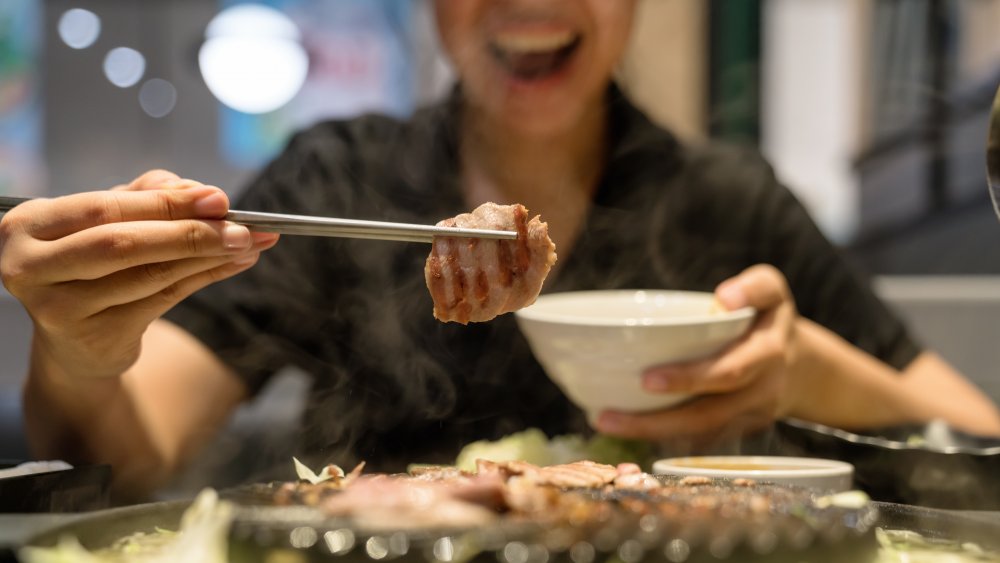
492, 31, 576, 54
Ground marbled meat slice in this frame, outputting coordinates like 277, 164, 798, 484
318, 473, 503, 530
425, 202, 557, 324
479, 459, 620, 489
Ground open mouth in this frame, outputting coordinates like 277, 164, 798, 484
488, 30, 582, 81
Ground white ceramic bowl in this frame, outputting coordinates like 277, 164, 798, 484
514, 290, 755, 423
652, 455, 855, 492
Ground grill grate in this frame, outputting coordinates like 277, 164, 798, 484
224, 477, 879, 563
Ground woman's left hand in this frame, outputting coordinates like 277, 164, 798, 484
594, 264, 799, 443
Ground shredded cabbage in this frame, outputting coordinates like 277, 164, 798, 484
19, 489, 233, 563
293, 456, 343, 484
875, 527, 1000, 562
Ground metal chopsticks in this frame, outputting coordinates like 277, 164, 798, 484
0, 196, 517, 244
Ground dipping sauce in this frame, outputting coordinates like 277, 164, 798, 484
652, 455, 855, 492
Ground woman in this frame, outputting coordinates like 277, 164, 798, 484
2, 0, 998, 498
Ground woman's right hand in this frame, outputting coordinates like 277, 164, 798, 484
0, 170, 279, 379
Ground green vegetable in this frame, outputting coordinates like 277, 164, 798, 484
18, 489, 232, 563
584, 434, 653, 466
455, 428, 653, 471
875, 527, 1000, 562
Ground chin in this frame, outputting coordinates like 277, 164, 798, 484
474, 77, 600, 137
507, 106, 587, 137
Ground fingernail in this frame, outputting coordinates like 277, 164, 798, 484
223, 224, 252, 249
193, 191, 228, 217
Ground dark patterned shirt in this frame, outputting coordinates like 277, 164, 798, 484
165, 86, 920, 473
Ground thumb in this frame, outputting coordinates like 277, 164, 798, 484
715, 264, 792, 312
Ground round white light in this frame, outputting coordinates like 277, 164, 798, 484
58, 8, 101, 50
103, 47, 146, 88
204, 4, 301, 40
139, 78, 178, 118
198, 5, 308, 114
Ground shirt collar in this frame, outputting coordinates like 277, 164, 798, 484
420, 81, 682, 209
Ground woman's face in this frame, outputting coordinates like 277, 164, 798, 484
434, 0, 636, 135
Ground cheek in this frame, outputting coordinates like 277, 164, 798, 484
588, 0, 636, 64
434, 0, 482, 65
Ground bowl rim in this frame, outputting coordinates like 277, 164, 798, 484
651, 455, 854, 479
515, 289, 756, 327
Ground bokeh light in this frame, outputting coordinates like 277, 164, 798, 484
138, 78, 177, 118
198, 4, 309, 114
103, 47, 146, 88
57, 8, 101, 50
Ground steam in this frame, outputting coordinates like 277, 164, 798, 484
168, 15, 797, 490
222, 84, 776, 483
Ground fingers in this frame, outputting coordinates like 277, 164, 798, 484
111, 170, 191, 193
96, 253, 264, 335
643, 265, 797, 395
16, 232, 277, 329
22, 220, 278, 283
11, 186, 231, 242
35, 254, 265, 365
127, 169, 183, 191
643, 311, 786, 394
0, 170, 274, 379
596, 371, 783, 442
46, 241, 276, 318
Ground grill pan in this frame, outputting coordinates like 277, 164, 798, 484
27, 498, 1000, 562
25, 477, 881, 563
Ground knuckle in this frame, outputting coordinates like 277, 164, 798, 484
151, 264, 229, 311
0, 250, 25, 295
138, 260, 174, 285
206, 264, 231, 284
0, 215, 15, 244
728, 365, 747, 385
184, 223, 211, 255
157, 189, 182, 221
762, 264, 792, 294
131, 169, 178, 190
712, 365, 745, 390
746, 263, 790, 294
0, 250, 39, 298
0, 258, 27, 295
85, 194, 127, 226
1, 202, 42, 239
157, 280, 186, 304
103, 225, 142, 264
750, 263, 780, 280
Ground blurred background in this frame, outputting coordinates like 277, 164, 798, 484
0, 0, 999, 483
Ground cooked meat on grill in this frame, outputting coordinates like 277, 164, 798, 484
479, 459, 621, 489
264, 456, 871, 548
317, 473, 503, 530
613, 470, 662, 491
425, 202, 557, 324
